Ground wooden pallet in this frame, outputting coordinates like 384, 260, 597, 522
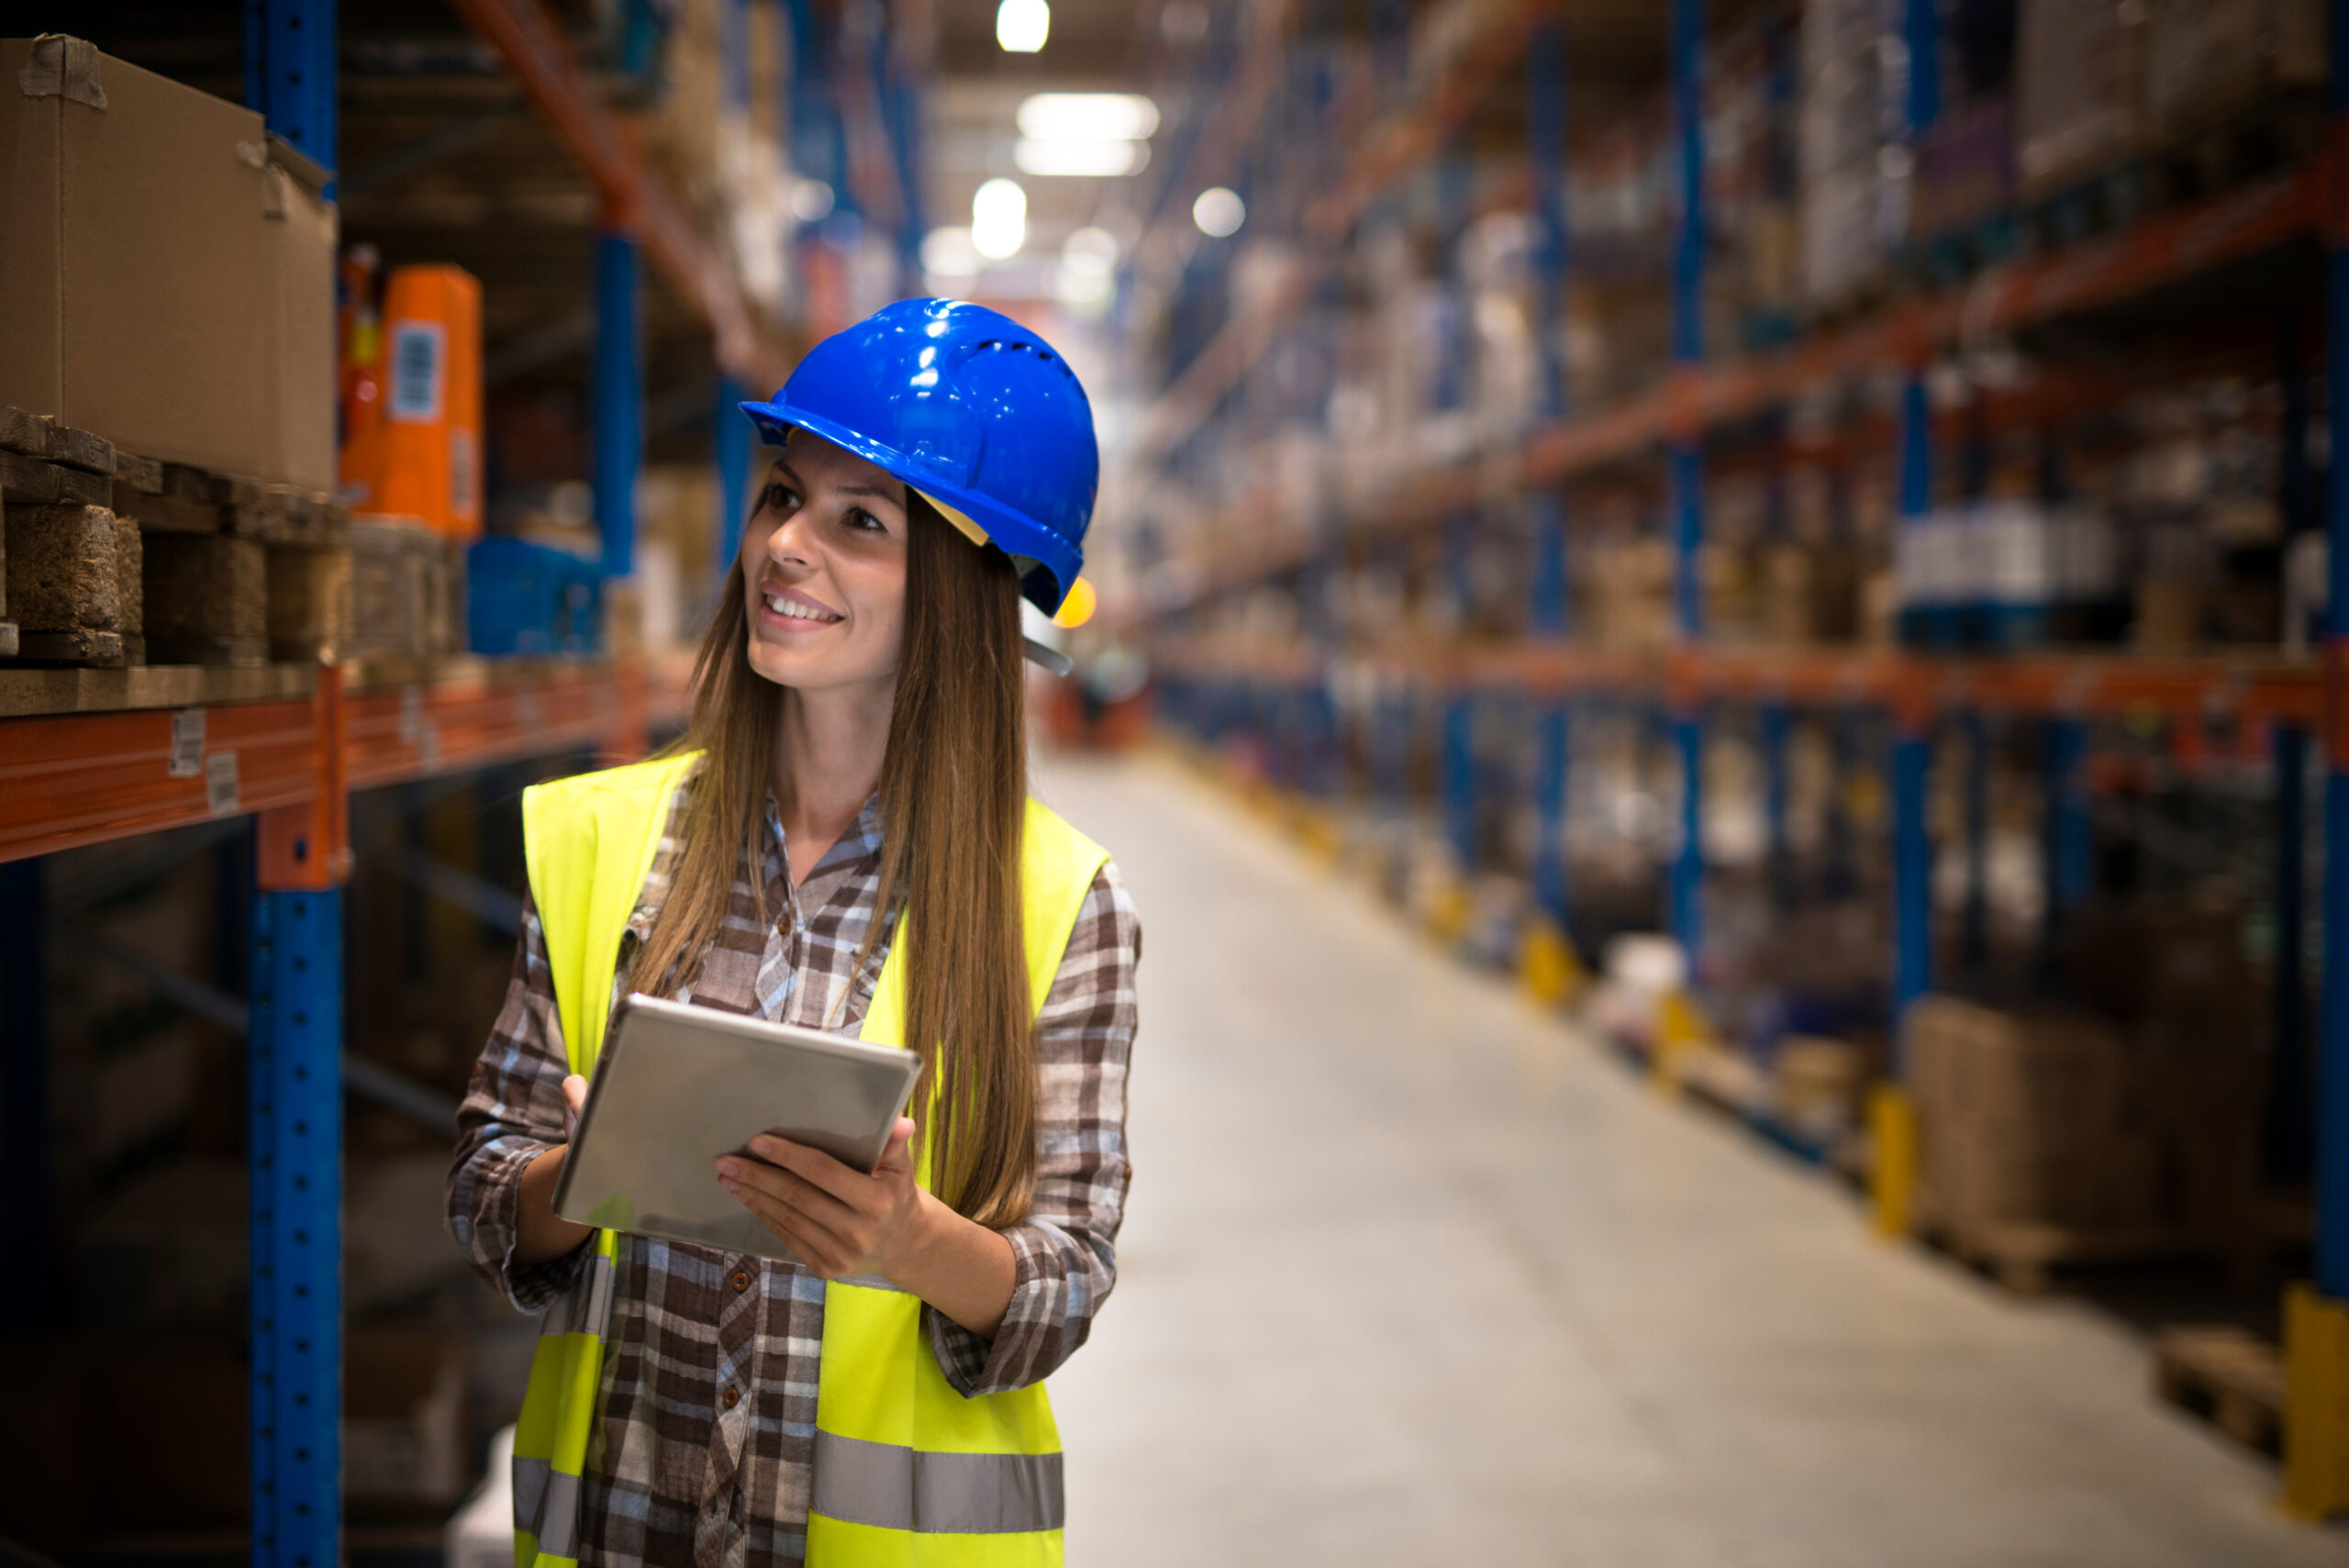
1919, 1215, 2254, 1296
4, 405, 354, 668
2155, 1326, 2284, 1457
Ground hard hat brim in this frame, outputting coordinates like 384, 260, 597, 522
739, 398, 1081, 616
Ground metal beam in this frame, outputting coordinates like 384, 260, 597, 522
441, 0, 790, 385
596, 228, 643, 581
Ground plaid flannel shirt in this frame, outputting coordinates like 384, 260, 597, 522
446, 776, 1140, 1567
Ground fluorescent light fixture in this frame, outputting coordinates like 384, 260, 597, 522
996, 0, 1049, 52
789, 179, 834, 224
1016, 93, 1160, 142
1054, 264, 1114, 311
1015, 138, 1149, 177
1192, 185, 1245, 238
920, 227, 983, 277
1061, 227, 1120, 277
971, 178, 1028, 260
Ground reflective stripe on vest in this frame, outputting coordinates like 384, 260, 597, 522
510, 752, 1108, 1567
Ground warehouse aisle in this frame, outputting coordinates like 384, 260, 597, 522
1034, 753, 2349, 1568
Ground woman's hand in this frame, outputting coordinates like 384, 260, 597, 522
718, 1118, 929, 1282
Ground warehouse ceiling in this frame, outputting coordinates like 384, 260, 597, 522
2, 0, 1708, 466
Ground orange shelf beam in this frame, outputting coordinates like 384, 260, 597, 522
0, 697, 321, 863
1119, 160, 2327, 628
0, 656, 696, 865
1154, 638, 2323, 729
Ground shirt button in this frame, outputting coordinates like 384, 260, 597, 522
723, 1386, 740, 1409
730, 1269, 751, 1293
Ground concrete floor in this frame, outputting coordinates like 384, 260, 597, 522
1035, 752, 2349, 1568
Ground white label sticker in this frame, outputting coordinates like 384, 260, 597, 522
397, 687, 425, 742
388, 322, 446, 423
168, 708, 206, 778
205, 750, 240, 817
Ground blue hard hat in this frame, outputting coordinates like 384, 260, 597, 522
740, 298, 1097, 616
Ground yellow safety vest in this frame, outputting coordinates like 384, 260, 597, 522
509, 751, 1108, 1567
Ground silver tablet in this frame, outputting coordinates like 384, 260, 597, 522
552, 992, 924, 1262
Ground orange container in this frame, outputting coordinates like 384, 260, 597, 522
362, 264, 483, 537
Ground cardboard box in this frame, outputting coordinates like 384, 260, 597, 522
2015, 0, 2147, 198
0, 37, 335, 491
2146, 0, 2328, 139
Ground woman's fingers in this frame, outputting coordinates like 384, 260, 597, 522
718, 1151, 863, 1233
562, 1074, 588, 1139
746, 1134, 874, 1205
723, 1177, 852, 1275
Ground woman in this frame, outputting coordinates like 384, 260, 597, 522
447, 299, 1140, 1568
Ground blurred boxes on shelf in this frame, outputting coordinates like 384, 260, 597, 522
2015, 0, 2147, 200
466, 533, 604, 657
2144, 0, 2328, 140
1909, 981, 2261, 1242
1770, 1033, 1875, 1145
0, 37, 335, 491
351, 517, 464, 659
1909, 95, 2015, 248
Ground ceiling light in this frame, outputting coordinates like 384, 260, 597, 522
971, 178, 1028, 260
788, 179, 834, 224
996, 0, 1049, 52
920, 227, 983, 277
1054, 265, 1114, 312
1015, 138, 1149, 178
1061, 227, 1120, 277
1016, 93, 1160, 142
1192, 186, 1245, 238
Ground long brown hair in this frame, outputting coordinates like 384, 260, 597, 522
632, 493, 1037, 1226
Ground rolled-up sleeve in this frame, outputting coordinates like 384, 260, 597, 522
447, 890, 593, 1313
928, 859, 1141, 1396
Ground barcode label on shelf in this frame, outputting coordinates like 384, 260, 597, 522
205, 751, 239, 817
388, 322, 446, 423
168, 708, 205, 778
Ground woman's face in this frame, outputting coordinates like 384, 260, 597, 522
736, 430, 910, 695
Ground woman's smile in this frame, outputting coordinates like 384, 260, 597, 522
756, 582, 846, 631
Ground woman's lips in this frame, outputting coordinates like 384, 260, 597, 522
757, 586, 843, 631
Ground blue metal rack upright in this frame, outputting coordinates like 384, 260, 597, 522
244, 6, 347, 1562
1664, 0, 1706, 964
2285, 0, 2349, 1517
596, 221, 644, 582
1527, 17, 1573, 931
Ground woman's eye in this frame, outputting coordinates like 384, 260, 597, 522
763, 483, 797, 513
844, 506, 885, 533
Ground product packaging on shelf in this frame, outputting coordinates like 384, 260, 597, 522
0, 36, 336, 490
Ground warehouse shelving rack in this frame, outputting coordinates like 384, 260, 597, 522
1132, 0, 2349, 1517
0, 1, 804, 1559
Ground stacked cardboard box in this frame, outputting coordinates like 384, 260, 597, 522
2014, 0, 2146, 200
0, 38, 335, 493
2144, 0, 2327, 142
1909, 975, 2262, 1243
1909, 997, 2146, 1233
